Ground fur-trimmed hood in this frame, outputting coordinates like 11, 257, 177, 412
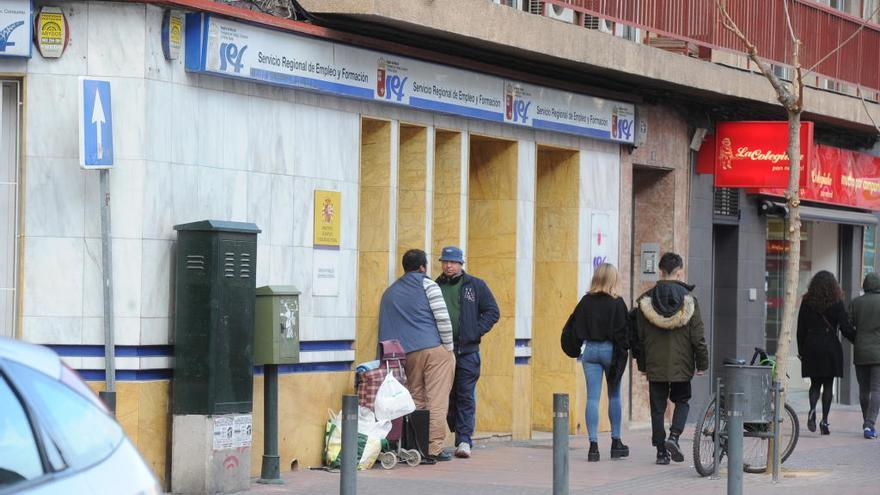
638, 294, 696, 329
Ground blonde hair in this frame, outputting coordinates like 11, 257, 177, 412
588, 263, 619, 298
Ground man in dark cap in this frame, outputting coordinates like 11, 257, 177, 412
435, 246, 499, 458
632, 252, 708, 465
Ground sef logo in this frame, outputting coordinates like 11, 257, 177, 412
384, 74, 407, 102
219, 42, 247, 73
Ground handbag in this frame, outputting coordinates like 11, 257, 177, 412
560, 312, 582, 358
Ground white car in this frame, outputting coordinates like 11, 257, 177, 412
0, 337, 160, 494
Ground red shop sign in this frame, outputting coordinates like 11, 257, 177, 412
761, 145, 880, 210
714, 121, 814, 188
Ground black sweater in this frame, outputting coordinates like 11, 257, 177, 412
572, 293, 630, 343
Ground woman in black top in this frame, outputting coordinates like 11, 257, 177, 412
570, 263, 630, 461
797, 270, 855, 435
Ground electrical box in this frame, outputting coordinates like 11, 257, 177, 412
254, 286, 301, 365
172, 220, 261, 415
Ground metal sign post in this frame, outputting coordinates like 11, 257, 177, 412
79, 78, 116, 413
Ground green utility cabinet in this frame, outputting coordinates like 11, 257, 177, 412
254, 286, 301, 365
172, 220, 261, 415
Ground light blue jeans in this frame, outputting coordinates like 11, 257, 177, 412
581, 340, 622, 442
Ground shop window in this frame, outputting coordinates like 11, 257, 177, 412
863, 224, 876, 279
764, 219, 811, 354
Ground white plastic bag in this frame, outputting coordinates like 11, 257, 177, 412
373, 371, 416, 421
356, 407, 391, 470
358, 406, 392, 440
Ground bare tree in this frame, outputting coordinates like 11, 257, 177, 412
715, 0, 804, 475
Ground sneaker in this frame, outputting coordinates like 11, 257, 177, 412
864, 428, 877, 439
588, 441, 600, 462
807, 410, 817, 433
610, 438, 629, 459
664, 434, 684, 463
656, 448, 671, 465
455, 443, 471, 458
428, 451, 453, 462
819, 422, 830, 435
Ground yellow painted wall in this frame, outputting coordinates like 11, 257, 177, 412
512, 364, 533, 439
531, 147, 608, 434
396, 124, 428, 277
250, 372, 355, 475
468, 137, 517, 433
431, 130, 462, 275
357, 118, 392, 364
87, 381, 169, 486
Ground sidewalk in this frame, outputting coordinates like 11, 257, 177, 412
244, 394, 878, 495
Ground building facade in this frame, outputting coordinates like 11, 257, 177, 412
1, 0, 878, 488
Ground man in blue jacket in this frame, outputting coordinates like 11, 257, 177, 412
435, 246, 500, 458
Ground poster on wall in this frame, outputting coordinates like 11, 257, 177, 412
0, 0, 32, 58
590, 212, 617, 281
313, 190, 341, 296
314, 190, 341, 248
313, 248, 340, 297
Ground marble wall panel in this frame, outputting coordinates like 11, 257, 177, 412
24, 157, 85, 237
87, 2, 146, 78
293, 104, 359, 181
26, 73, 79, 159
84, 159, 145, 239
140, 239, 173, 318
23, 237, 83, 318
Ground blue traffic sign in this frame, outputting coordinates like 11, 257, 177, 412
79, 78, 114, 168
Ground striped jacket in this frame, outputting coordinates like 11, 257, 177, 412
379, 271, 453, 354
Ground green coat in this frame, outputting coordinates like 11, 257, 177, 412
849, 272, 880, 366
634, 292, 709, 383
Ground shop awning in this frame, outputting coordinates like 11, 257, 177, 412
794, 203, 878, 226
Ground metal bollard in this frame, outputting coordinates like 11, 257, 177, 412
727, 392, 744, 495
257, 364, 283, 484
340, 394, 358, 495
711, 378, 722, 480
553, 393, 569, 495
772, 380, 782, 482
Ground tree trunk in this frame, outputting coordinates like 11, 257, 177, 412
775, 111, 802, 403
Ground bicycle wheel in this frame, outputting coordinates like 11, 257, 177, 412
693, 396, 726, 477
742, 402, 800, 473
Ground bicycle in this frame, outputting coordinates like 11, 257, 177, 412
692, 348, 800, 477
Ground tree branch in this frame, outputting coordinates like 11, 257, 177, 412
858, 87, 880, 135
716, 0, 798, 110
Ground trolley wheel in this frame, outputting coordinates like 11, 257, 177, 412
379, 451, 397, 470
405, 449, 422, 467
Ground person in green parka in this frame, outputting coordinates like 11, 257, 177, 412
849, 272, 880, 439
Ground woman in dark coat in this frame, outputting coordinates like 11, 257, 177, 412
797, 270, 855, 435
570, 263, 630, 462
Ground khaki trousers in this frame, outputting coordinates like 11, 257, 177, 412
403, 345, 456, 456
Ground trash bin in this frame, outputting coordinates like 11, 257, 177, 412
724, 364, 773, 423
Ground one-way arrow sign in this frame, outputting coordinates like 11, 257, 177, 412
79, 78, 114, 168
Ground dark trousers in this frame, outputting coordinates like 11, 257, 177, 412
446, 351, 481, 447
649, 381, 692, 447
855, 364, 880, 429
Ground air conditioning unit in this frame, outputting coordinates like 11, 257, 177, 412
772, 64, 794, 82
614, 24, 642, 43
544, 3, 575, 23
493, 0, 525, 8
584, 14, 613, 34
